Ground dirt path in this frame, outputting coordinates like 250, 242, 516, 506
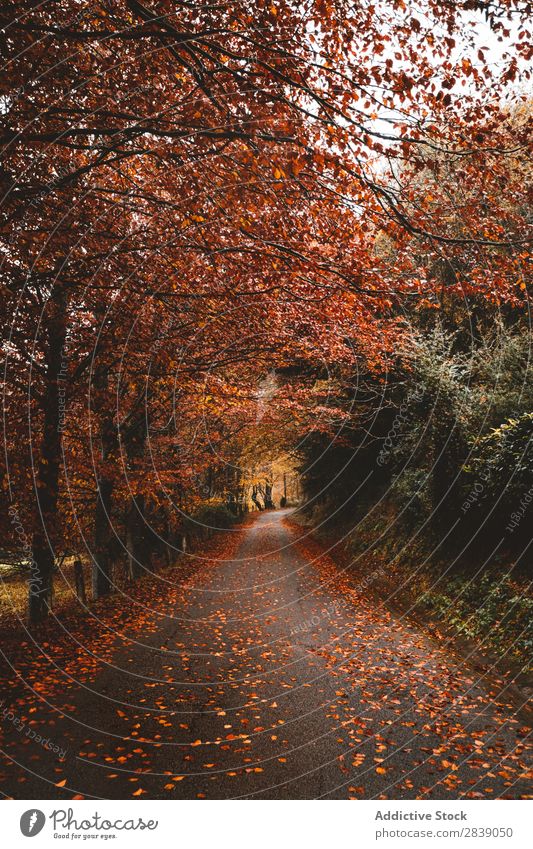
1, 510, 531, 799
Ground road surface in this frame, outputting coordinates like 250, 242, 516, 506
1, 510, 530, 799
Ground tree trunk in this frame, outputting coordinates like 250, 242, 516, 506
90, 312, 118, 598
251, 484, 263, 511
264, 481, 274, 509
74, 560, 87, 605
126, 495, 148, 580
93, 476, 114, 598
29, 286, 68, 625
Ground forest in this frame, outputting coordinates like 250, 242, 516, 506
0, 0, 531, 802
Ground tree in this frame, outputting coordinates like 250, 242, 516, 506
1, 0, 531, 622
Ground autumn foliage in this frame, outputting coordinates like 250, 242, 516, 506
0, 0, 531, 623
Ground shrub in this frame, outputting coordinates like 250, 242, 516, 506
185, 502, 239, 539
464, 413, 533, 546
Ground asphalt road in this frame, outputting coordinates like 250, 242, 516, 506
1, 510, 531, 799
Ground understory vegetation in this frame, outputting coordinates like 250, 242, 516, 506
298, 311, 533, 674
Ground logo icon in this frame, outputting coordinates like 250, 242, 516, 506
20, 810, 46, 837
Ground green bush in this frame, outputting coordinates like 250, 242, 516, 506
467, 413, 533, 534
185, 502, 239, 536
422, 569, 533, 664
